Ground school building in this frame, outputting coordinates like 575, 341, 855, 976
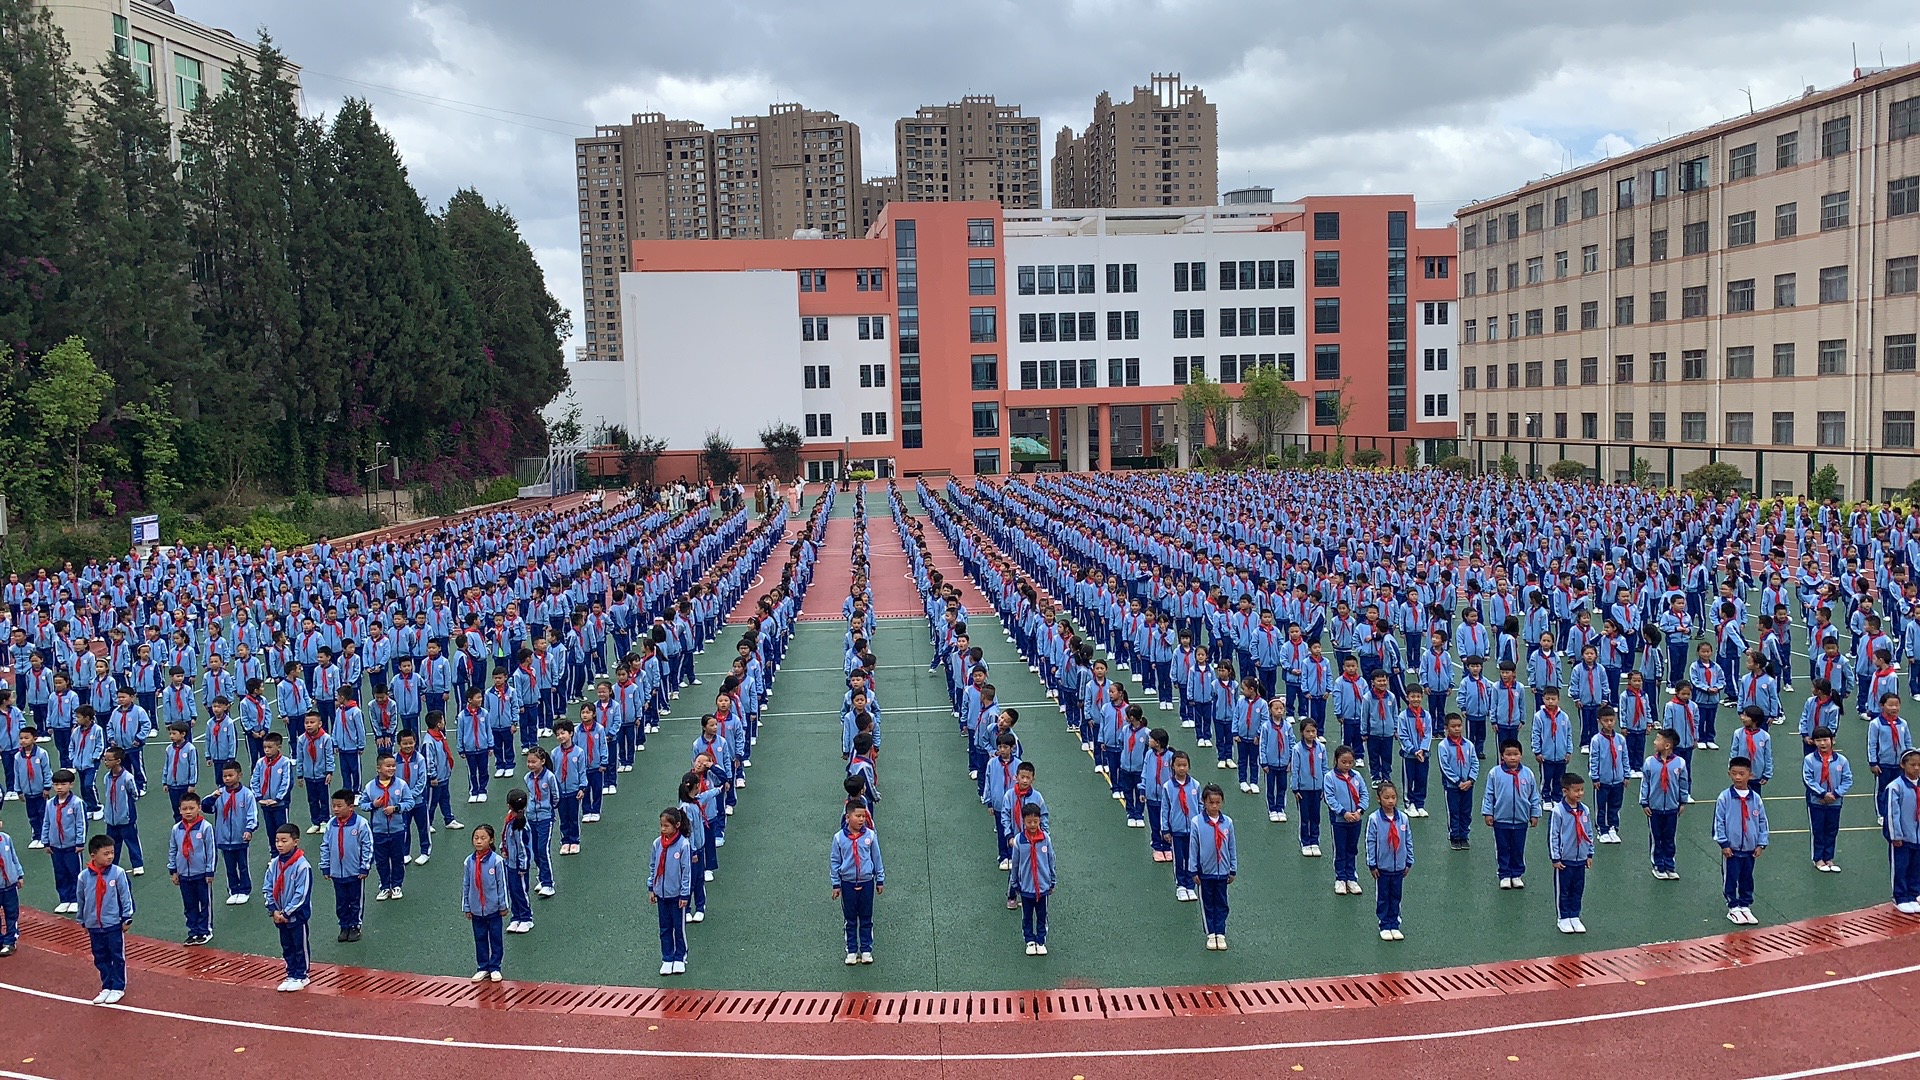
571, 196, 1458, 481
1456, 61, 1920, 499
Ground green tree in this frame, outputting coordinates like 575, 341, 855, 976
548, 390, 583, 446
622, 433, 668, 487
1809, 464, 1841, 502
759, 422, 804, 482
0, 0, 86, 352
1497, 453, 1520, 478
441, 189, 569, 457
27, 337, 114, 523
702, 431, 740, 485
1236, 364, 1302, 453
1329, 376, 1356, 464
122, 386, 183, 511
1547, 458, 1587, 481
1682, 461, 1746, 497
1179, 370, 1228, 454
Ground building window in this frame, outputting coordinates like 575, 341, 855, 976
1819, 191, 1851, 230
1313, 298, 1340, 334
1614, 295, 1634, 325
1817, 411, 1845, 447
1553, 413, 1568, 439
801, 316, 828, 341
1423, 347, 1449, 371
173, 54, 205, 112
1889, 256, 1919, 295
859, 412, 888, 436
1580, 188, 1599, 218
1889, 176, 1919, 217
856, 268, 886, 292
858, 363, 887, 388
1774, 273, 1797, 308
1885, 334, 1917, 373
1313, 251, 1340, 287
1773, 412, 1796, 445
1729, 143, 1757, 180
1581, 245, 1599, 273
1681, 350, 1706, 380
1726, 346, 1754, 379
1423, 256, 1450, 278
967, 219, 995, 246
857, 315, 887, 340
1508, 363, 1520, 387
1777, 131, 1799, 168
1681, 412, 1707, 443
1463, 319, 1477, 344
1681, 286, 1707, 319
1682, 221, 1709, 255
1614, 412, 1634, 440
1525, 309, 1544, 336
1895, 97, 1920, 140
1314, 390, 1340, 426
1554, 305, 1569, 332
1549, 357, 1566, 385
1173, 261, 1208, 291
1551, 250, 1566, 279
1552, 196, 1568, 225
1423, 301, 1449, 325
1649, 411, 1668, 441
1772, 342, 1796, 377
1818, 266, 1847, 303
970, 355, 998, 390
1313, 211, 1340, 240
1727, 278, 1755, 313
1580, 356, 1599, 385
1574, 412, 1594, 440
967, 258, 996, 295
1526, 361, 1545, 388
1463, 366, 1477, 390
972, 449, 1000, 475
1886, 411, 1917, 449
1726, 211, 1756, 247
971, 403, 999, 438
1678, 157, 1709, 191
1615, 354, 1635, 383
798, 269, 827, 292
1614, 236, 1634, 267
1725, 412, 1753, 444
1617, 176, 1636, 209
1172, 355, 1190, 385
969, 307, 997, 342
1818, 339, 1846, 375
1650, 168, 1671, 199
1219, 354, 1240, 383
1313, 344, 1340, 381
1821, 116, 1851, 157
804, 413, 833, 438
1579, 301, 1599, 330
1463, 224, 1479, 250
1649, 229, 1668, 262
803, 364, 830, 389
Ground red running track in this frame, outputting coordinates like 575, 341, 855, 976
4, 912, 1920, 1079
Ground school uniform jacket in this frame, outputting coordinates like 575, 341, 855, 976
167, 818, 218, 877
1712, 788, 1770, 852
828, 827, 884, 888
1365, 809, 1414, 872
462, 851, 511, 916
263, 852, 312, 916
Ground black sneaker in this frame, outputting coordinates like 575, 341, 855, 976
346, 927, 363, 942
184, 936, 202, 946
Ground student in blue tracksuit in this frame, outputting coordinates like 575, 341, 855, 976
649, 807, 693, 975
523, 746, 558, 895
319, 789, 373, 941
501, 789, 535, 934
1396, 688, 1435, 816
829, 802, 884, 964
1289, 720, 1327, 854
1010, 803, 1055, 955
1456, 657, 1493, 756
78, 835, 135, 1003
1530, 687, 1574, 804
358, 752, 417, 900
464, 823, 511, 981
262, 824, 313, 991
1138, 732, 1175, 860
1257, 702, 1292, 821
1549, 772, 1596, 933
1867, 695, 1913, 823
1802, 728, 1851, 872
1116, 708, 1152, 827
1189, 784, 1237, 951
0, 823, 21, 957
1715, 757, 1770, 924
1366, 779, 1414, 940
208, 764, 259, 904
1360, 671, 1398, 784
99, 749, 144, 874
1324, 746, 1370, 894
1159, 753, 1202, 901
1229, 679, 1264, 792
40, 770, 88, 912
1888, 750, 1920, 912
1437, 713, 1479, 849
1640, 728, 1691, 879
1481, 739, 1541, 889
1588, 707, 1629, 844
1568, 645, 1609, 748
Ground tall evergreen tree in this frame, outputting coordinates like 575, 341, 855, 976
440, 188, 570, 459
0, 0, 86, 352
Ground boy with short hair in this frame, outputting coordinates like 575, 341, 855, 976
252, 732, 294, 838
358, 751, 415, 901
1887, 749, 1920, 912
78, 834, 134, 1004
0, 810, 22, 956
1009, 802, 1055, 955
12, 727, 50, 843
1714, 756, 1770, 924
1641, 728, 1691, 879
1480, 738, 1540, 889
99, 748, 143, 875
262, 823, 312, 991
1588, 707, 1628, 844
319, 789, 373, 941
1549, 772, 1595, 934
167, 790, 217, 945
40, 769, 87, 911
161, 721, 199, 822
1437, 713, 1479, 850
829, 801, 884, 965
210, 761, 259, 905
295, 712, 336, 832
1802, 727, 1851, 872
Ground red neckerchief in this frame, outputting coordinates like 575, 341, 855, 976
1657, 755, 1675, 793
1569, 803, 1589, 844
845, 827, 865, 877
1384, 810, 1402, 853
473, 851, 487, 898
1204, 813, 1227, 860
1448, 736, 1466, 766
653, 838, 672, 886
272, 852, 300, 906
1025, 827, 1045, 887
1338, 770, 1362, 808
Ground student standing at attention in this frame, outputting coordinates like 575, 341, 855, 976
463, 823, 510, 982
1715, 756, 1769, 924
1190, 783, 1237, 951
262, 823, 313, 991
1548, 772, 1595, 934
1366, 779, 1413, 940
78, 834, 134, 1004
648, 807, 693, 975
829, 800, 884, 965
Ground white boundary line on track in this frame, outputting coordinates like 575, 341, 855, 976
3, 962, 1919, 1062
1741, 1048, 1920, 1079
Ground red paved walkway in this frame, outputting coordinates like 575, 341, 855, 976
800, 517, 859, 620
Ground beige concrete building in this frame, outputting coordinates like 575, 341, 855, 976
1457, 63, 1920, 500
1051, 73, 1218, 208
38, 0, 302, 133
858, 176, 901, 237
895, 96, 1041, 206
575, 102, 862, 361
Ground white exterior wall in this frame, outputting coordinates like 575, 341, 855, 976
1415, 300, 1459, 425
799, 316, 896, 445
1003, 229, 1307, 389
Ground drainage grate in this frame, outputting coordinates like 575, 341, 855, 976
1100, 987, 1174, 1020
1034, 988, 1104, 1020
702, 991, 778, 1023
762, 992, 841, 1023
569, 987, 667, 1017
834, 993, 906, 1023
1224, 981, 1312, 1013
898, 993, 972, 1023
1164, 985, 1241, 1016
968, 991, 1037, 1022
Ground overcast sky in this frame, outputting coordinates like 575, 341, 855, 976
176, 0, 1920, 359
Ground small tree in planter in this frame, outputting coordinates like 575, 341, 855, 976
701, 431, 741, 485
1547, 458, 1587, 481
1681, 460, 1745, 497
1496, 454, 1520, 478
1352, 447, 1385, 467
1438, 455, 1473, 475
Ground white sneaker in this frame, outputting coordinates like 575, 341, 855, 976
1269, 812, 1282, 822
473, 971, 488, 983
1390, 929, 1404, 940
704, 870, 714, 881
538, 885, 555, 897
1380, 929, 1394, 941
998, 858, 1012, 871
1205, 933, 1220, 950
1829, 863, 1843, 874
1557, 918, 1574, 934
376, 889, 391, 901
1035, 944, 1047, 955
285, 977, 309, 991
845, 952, 860, 965
671, 961, 685, 974
92, 990, 111, 1005
390, 888, 403, 900
1026, 942, 1039, 956
1348, 880, 1364, 895
1896, 901, 1920, 914
103, 990, 124, 1004
1727, 909, 1743, 925
1570, 918, 1586, 933
602, 786, 616, 796
1111, 790, 1124, 800
478, 793, 490, 802
446, 820, 465, 831
1216, 760, 1232, 770
306, 824, 322, 834
1335, 880, 1350, 895
27, 840, 44, 850
1510, 877, 1524, 889
859, 952, 873, 964
414, 854, 431, 865
661, 962, 675, 976
688, 911, 704, 923
490, 971, 503, 983
1309, 845, 1321, 856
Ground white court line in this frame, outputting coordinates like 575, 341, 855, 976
1742, 1048, 1920, 1080
760, 701, 1054, 720
4, 962, 1920, 1062
0, 1072, 58, 1080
